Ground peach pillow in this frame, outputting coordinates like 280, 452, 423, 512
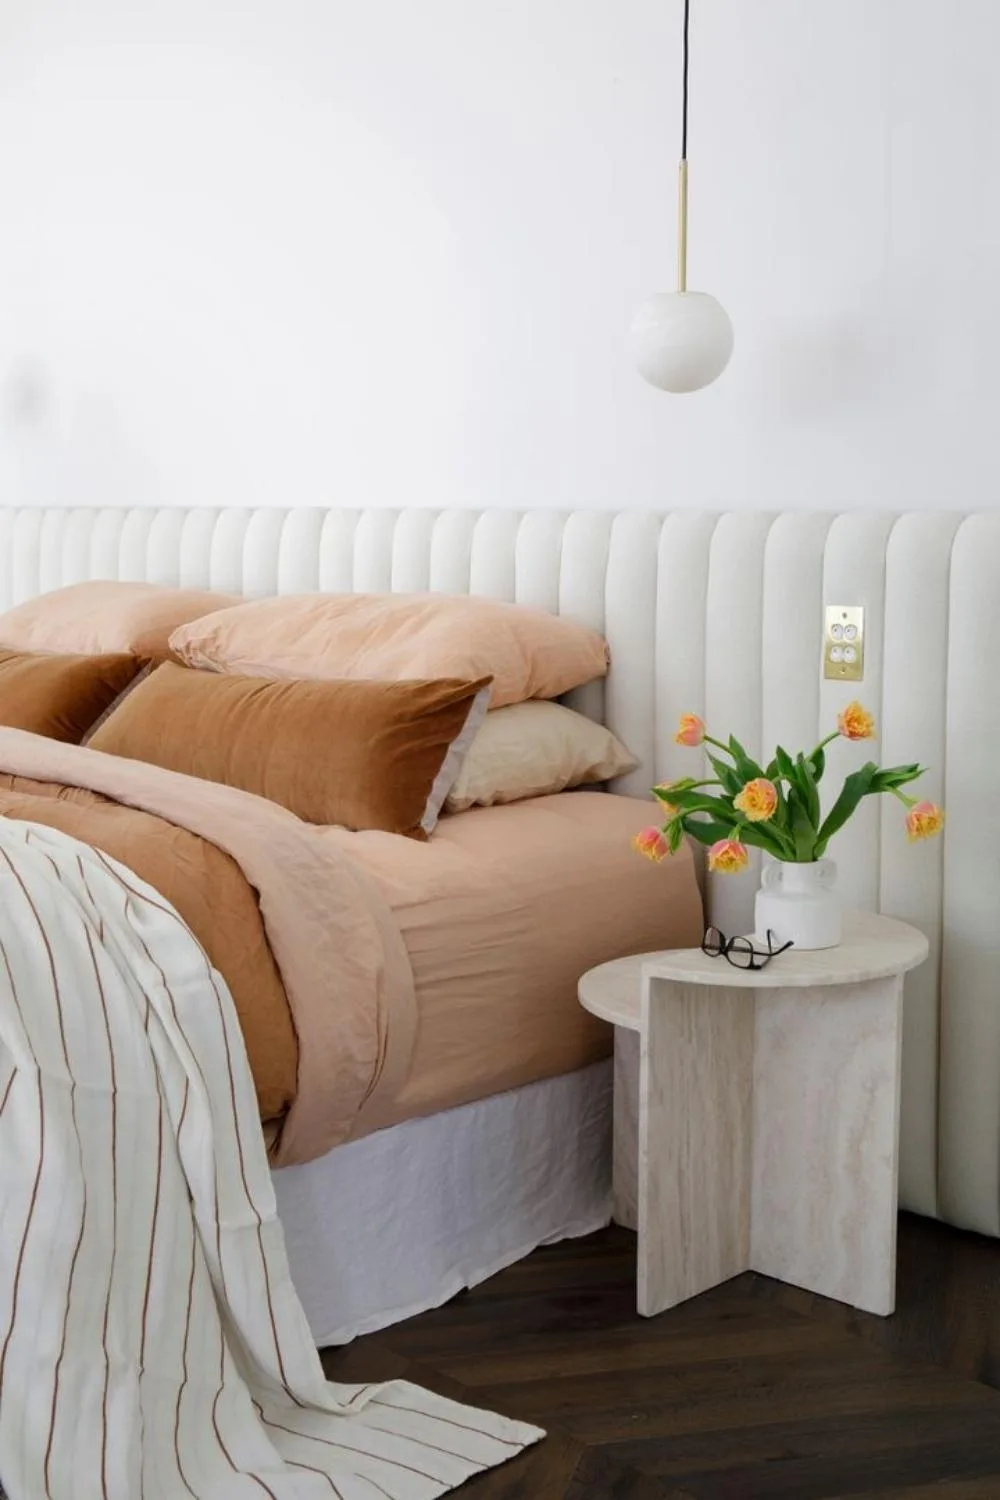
0, 581, 241, 661
170, 592, 610, 709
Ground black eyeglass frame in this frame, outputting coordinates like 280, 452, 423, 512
701, 926, 794, 972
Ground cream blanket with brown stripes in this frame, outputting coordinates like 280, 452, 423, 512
0, 821, 542, 1499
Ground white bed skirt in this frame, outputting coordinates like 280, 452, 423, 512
273, 1060, 614, 1346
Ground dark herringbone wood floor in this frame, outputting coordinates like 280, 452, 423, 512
322, 1214, 1000, 1499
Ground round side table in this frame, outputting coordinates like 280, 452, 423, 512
579, 910, 928, 1319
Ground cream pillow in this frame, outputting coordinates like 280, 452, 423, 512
445, 700, 637, 813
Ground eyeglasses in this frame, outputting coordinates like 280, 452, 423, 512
701, 926, 794, 971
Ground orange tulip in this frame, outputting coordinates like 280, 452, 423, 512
733, 777, 778, 823
905, 800, 945, 842
837, 701, 876, 741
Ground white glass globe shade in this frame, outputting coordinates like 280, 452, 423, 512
630, 290, 734, 393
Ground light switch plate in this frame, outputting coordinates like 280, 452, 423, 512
824, 605, 864, 681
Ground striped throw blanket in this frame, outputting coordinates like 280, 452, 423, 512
0, 821, 542, 1498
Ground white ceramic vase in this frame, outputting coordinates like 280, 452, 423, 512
754, 858, 841, 952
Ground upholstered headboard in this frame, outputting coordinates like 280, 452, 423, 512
1, 505, 999, 1235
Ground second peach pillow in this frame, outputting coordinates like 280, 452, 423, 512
170, 592, 609, 709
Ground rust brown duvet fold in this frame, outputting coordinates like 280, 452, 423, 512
0, 772, 299, 1123
0, 727, 416, 1166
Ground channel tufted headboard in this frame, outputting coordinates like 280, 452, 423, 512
1, 504, 999, 1236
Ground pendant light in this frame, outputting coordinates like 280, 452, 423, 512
630, 0, 733, 393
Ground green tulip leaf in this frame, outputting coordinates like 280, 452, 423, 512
682, 814, 792, 860
869, 763, 926, 792
774, 745, 797, 784
784, 784, 818, 861
795, 752, 821, 829
816, 762, 880, 846
706, 752, 743, 797
728, 734, 765, 784
667, 792, 745, 819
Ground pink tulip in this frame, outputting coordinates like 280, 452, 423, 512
905, 801, 944, 842
674, 713, 706, 748
632, 826, 670, 862
707, 838, 749, 875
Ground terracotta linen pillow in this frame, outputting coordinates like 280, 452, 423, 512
0, 581, 241, 661
169, 591, 610, 709
445, 700, 638, 813
0, 650, 144, 744
89, 662, 492, 838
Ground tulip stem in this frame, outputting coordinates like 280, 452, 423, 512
808, 731, 841, 760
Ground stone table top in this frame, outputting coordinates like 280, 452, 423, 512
578, 910, 929, 1031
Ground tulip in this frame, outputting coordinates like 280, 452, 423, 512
733, 777, 778, 823
674, 713, 706, 748
905, 801, 945, 842
632, 826, 669, 862
837, 701, 876, 741
707, 838, 749, 875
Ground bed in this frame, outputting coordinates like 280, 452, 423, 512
1, 504, 998, 1287
0, 515, 708, 1348
0, 745, 697, 1361
0, 729, 699, 1344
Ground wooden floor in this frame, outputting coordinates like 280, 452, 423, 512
322, 1213, 1000, 1499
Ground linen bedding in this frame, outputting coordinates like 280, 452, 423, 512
0, 721, 699, 1493
0, 726, 416, 1166
0, 728, 702, 1158
0, 817, 541, 1499
336, 791, 703, 1137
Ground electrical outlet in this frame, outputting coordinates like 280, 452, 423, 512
824, 605, 864, 681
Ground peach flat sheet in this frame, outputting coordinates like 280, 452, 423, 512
330, 791, 703, 1138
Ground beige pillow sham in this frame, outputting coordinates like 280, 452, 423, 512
445, 700, 637, 812
169, 591, 610, 709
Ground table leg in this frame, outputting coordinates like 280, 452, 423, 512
637, 978, 754, 1316
612, 1028, 639, 1230
749, 975, 904, 1316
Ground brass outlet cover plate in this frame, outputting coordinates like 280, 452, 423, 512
824, 605, 864, 681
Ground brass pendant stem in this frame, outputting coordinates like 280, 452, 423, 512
677, 158, 689, 293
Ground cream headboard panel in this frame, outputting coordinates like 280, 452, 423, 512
1, 505, 999, 1236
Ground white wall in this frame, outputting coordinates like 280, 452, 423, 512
0, 0, 997, 514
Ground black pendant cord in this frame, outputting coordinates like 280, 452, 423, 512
681, 0, 690, 161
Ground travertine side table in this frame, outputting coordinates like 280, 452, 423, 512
579, 911, 928, 1318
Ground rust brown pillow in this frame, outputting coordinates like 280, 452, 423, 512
0, 650, 144, 744
89, 662, 492, 838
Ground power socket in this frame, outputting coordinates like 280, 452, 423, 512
824, 605, 864, 681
